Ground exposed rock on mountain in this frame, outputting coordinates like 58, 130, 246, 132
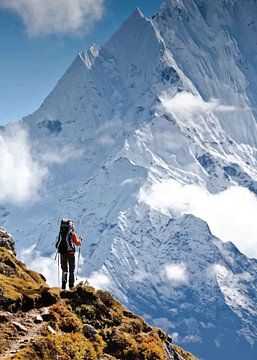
0, 227, 16, 256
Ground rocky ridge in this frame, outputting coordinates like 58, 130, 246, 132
0, 230, 196, 360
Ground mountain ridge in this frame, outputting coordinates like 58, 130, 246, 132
1, 1, 257, 359
0, 228, 196, 360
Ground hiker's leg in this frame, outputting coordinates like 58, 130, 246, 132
68, 253, 75, 289
60, 254, 68, 290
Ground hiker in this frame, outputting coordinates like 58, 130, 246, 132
56, 219, 81, 290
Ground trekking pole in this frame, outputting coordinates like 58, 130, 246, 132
76, 237, 83, 281
54, 234, 61, 287
57, 253, 60, 287
55, 235, 61, 261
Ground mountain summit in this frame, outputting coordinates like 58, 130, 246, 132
2, 1, 257, 359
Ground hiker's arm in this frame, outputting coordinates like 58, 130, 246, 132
72, 232, 81, 246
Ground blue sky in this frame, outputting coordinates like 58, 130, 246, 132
0, 0, 163, 125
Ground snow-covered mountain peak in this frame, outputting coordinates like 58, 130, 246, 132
104, 6, 164, 77
2, 1, 257, 359
24, 6, 179, 139
131, 7, 145, 19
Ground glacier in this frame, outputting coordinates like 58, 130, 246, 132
1, 0, 257, 359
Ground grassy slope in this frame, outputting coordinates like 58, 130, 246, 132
0, 247, 197, 360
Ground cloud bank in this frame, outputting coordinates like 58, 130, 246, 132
140, 180, 257, 259
0, 126, 47, 204
0, 125, 82, 205
160, 91, 236, 115
21, 247, 86, 287
87, 271, 111, 289
29, 253, 59, 287
20, 245, 58, 286
40, 146, 83, 164
0, 0, 104, 36
27, 253, 111, 289
162, 262, 188, 286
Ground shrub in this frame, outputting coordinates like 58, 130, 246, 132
0, 248, 51, 312
49, 303, 83, 333
104, 330, 138, 359
13, 333, 97, 360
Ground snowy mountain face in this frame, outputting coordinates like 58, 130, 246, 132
2, 0, 257, 358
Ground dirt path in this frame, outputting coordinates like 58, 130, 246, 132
0, 307, 52, 359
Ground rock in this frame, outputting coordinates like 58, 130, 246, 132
0, 313, 9, 323
34, 315, 43, 324
0, 228, 7, 238
13, 321, 27, 333
158, 328, 172, 343
41, 308, 51, 321
19, 339, 29, 344
9, 350, 17, 355
19, 339, 29, 349
0, 227, 16, 256
47, 325, 56, 334
83, 324, 98, 339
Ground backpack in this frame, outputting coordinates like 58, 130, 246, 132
56, 219, 75, 254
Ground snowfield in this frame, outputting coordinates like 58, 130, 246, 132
1, 1, 257, 359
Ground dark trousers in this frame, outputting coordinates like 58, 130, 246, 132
60, 253, 75, 289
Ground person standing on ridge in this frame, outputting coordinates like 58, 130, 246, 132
55, 219, 81, 290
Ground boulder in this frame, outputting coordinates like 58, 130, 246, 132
34, 315, 43, 324
13, 322, 27, 333
0, 227, 16, 256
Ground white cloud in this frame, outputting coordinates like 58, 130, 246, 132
29, 253, 59, 286
214, 339, 221, 348
171, 332, 179, 342
0, 126, 47, 204
0, 0, 104, 36
121, 178, 139, 187
97, 134, 115, 146
181, 334, 202, 344
152, 317, 175, 331
21, 247, 85, 287
160, 91, 236, 115
96, 118, 132, 147
170, 332, 202, 344
162, 262, 188, 285
20, 245, 58, 286
87, 271, 111, 289
140, 179, 257, 259
40, 146, 83, 164
200, 321, 215, 329
0, 125, 83, 205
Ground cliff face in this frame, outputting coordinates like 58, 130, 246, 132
0, 231, 196, 360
